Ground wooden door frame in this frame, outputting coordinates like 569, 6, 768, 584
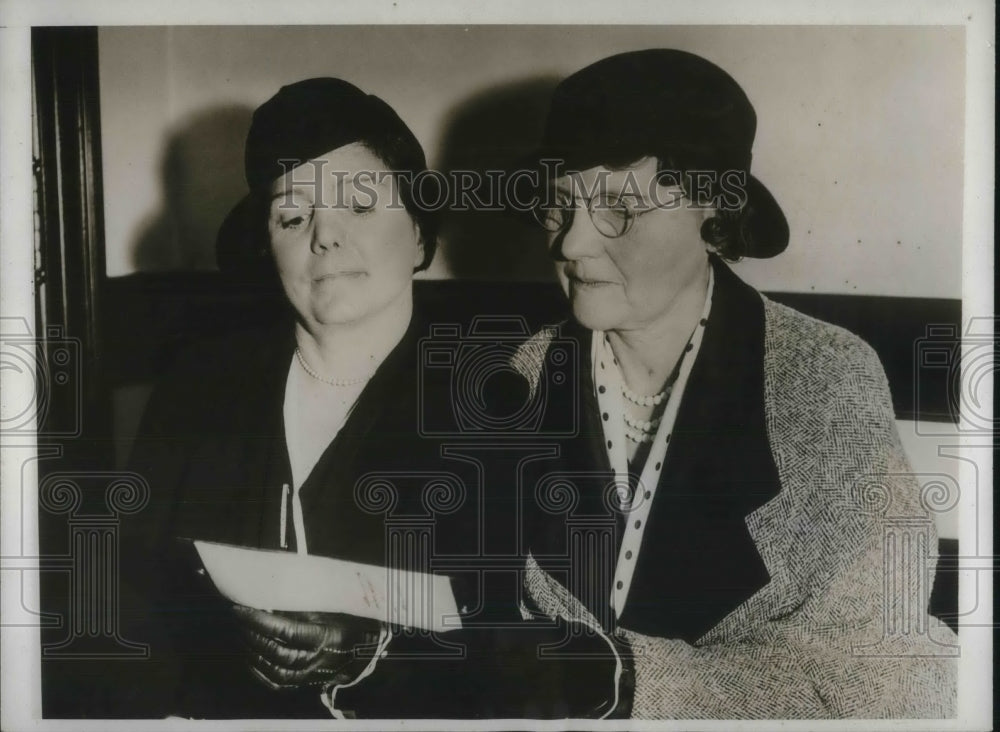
31, 26, 110, 456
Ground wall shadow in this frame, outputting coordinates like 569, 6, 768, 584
130, 84, 563, 281
130, 105, 254, 272
435, 77, 560, 282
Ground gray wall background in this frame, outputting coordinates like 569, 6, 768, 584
97, 25, 966, 538
98, 25, 964, 297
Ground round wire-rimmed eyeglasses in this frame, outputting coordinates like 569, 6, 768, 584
531, 193, 675, 239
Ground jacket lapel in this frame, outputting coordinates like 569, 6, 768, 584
526, 260, 783, 642
239, 322, 296, 550
616, 259, 782, 641
294, 315, 425, 564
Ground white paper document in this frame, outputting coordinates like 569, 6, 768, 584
193, 540, 462, 633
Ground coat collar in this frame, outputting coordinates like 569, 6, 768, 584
227, 312, 428, 552
548, 257, 782, 640
296, 312, 427, 502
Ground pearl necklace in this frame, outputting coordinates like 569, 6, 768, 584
621, 370, 680, 442
618, 360, 674, 443
623, 407, 663, 443
623, 412, 661, 432
295, 348, 373, 387
624, 424, 655, 444
621, 382, 670, 407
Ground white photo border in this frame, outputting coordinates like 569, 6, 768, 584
1, 1, 993, 730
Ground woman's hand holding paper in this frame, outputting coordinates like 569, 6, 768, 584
234, 606, 386, 691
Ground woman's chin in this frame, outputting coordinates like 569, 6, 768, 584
571, 310, 622, 333
569, 297, 624, 333
306, 293, 409, 330
304, 290, 370, 326
310, 308, 367, 328
298, 297, 364, 327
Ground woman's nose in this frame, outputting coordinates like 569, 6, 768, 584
310, 208, 343, 254
553, 208, 603, 261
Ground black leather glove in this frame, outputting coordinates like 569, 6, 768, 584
233, 606, 386, 691
484, 617, 632, 718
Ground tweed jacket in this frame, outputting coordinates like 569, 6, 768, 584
510, 258, 958, 719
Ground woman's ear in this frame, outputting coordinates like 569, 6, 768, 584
699, 213, 724, 255
697, 203, 718, 252
412, 221, 426, 270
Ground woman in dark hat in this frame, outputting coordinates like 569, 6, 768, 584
513, 49, 957, 718
120, 75, 638, 723
120, 78, 493, 720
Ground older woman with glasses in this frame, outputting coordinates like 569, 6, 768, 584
510, 49, 957, 719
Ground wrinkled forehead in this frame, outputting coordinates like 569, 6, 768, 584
551, 157, 672, 196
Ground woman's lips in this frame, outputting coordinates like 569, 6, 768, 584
313, 271, 367, 282
568, 274, 616, 287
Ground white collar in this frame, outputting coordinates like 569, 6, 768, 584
591, 265, 715, 617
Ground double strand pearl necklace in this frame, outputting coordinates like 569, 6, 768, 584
622, 390, 668, 444
598, 334, 670, 445
621, 382, 670, 408
623, 411, 662, 433
624, 424, 656, 444
616, 353, 679, 444
295, 347, 373, 387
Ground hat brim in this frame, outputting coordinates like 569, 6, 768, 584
215, 192, 283, 285
740, 174, 789, 259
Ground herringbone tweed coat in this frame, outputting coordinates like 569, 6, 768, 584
511, 257, 958, 719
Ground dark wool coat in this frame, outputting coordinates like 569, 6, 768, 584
119, 312, 617, 719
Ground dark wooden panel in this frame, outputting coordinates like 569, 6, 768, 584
103, 272, 960, 423
33, 26, 116, 721
32, 26, 110, 444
